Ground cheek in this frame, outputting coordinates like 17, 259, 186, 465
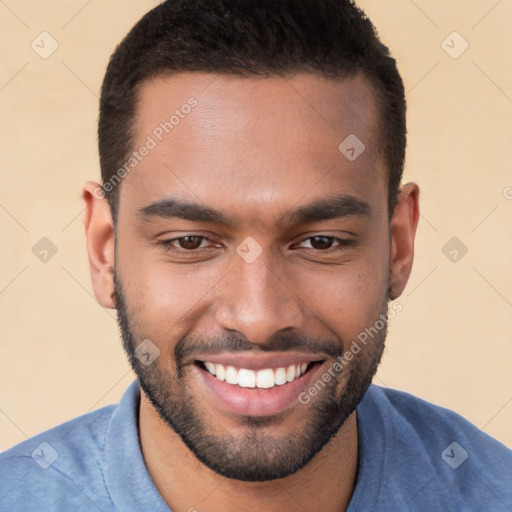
304, 273, 385, 337
292, 243, 390, 338
118, 251, 227, 344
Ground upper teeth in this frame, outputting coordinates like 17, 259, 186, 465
204, 362, 309, 389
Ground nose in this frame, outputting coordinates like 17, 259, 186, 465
215, 249, 304, 345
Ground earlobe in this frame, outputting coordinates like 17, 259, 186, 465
388, 183, 420, 300
82, 181, 116, 309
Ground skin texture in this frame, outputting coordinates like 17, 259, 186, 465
83, 72, 419, 512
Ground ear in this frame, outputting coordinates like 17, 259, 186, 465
389, 182, 420, 300
82, 182, 116, 309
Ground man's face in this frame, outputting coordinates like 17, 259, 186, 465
114, 72, 392, 481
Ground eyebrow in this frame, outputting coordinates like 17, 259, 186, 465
279, 194, 371, 226
139, 199, 231, 225
138, 194, 371, 227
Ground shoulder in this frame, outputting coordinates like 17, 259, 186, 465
365, 384, 511, 454
0, 403, 117, 511
357, 385, 512, 510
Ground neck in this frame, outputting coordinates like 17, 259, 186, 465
139, 391, 359, 512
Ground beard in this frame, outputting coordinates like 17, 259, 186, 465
114, 272, 389, 482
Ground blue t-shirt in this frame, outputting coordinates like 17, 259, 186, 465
1, 381, 511, 511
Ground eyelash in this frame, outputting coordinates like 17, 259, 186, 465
159, 235, 354, 253
160, 236, 217, 252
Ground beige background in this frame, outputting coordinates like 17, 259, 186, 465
0, 0, 511, 452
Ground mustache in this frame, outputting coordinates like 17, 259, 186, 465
174, 329, 345, 366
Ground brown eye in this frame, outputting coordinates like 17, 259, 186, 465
309, 236, 335, 250
177, 236, 205, 250
294, 235, 354, 252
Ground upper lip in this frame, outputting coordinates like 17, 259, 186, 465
195, 352, 325, 371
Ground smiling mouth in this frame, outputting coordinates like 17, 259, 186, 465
195, 360, 322, 389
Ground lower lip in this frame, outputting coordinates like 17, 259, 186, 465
194, 362, 322, 417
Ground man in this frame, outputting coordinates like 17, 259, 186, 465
1, 0, 511, 510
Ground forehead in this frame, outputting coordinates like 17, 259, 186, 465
119, 72, 387, 224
